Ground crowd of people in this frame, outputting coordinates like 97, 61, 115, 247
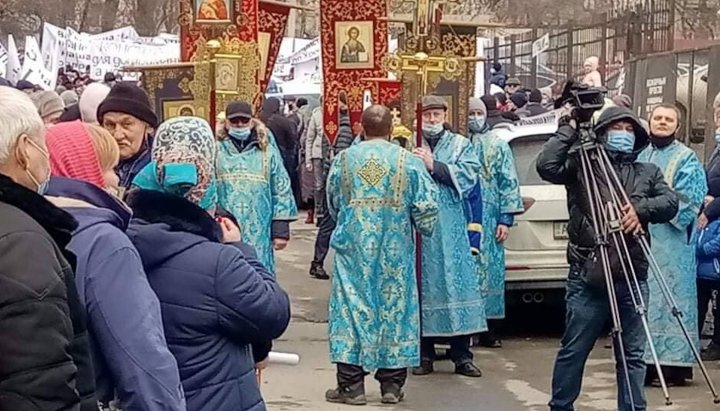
1, 60, 720, 411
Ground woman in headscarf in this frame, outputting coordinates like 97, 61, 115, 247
126, 116, 291, 411
467, 97, 524, 348
44, 120, 185, 411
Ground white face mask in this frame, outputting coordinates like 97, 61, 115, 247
24, 138, 51, 194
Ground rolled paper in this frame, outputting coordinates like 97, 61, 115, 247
268, 352, 300, 365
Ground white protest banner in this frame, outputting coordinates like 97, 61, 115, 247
42, 23, 67, 71
6, 35, 22, 83
21, 36, 56, 90
22, 36, 56, 90
532, 33, 550, 59
65, 27, 93, 73
89, 40, 179, 81
90, 26, 138, 42
0, 42, 7, 78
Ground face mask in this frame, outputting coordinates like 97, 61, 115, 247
606, 130, 635, 153
24, 138, 51, 194
468, 115, 486, 133
228, 127, 251, 141
422, 123, 444, 137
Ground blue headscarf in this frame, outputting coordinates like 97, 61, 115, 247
132, 117, 217, 210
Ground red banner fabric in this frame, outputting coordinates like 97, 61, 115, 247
258, 1, 291, 93
320, 0, 388, 143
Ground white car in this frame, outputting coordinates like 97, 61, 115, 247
492, 118, 569, 306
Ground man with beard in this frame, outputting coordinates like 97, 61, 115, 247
412, 95, 485, 378
638, 103, 707, 386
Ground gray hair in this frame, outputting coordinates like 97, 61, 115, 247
0, 86, 45, 163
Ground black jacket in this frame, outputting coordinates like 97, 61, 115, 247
536, 107, 678, 278
486, 108, 513, 129
705, 147, 720, 221
517, 102, 548, 118
0, 174, 97, 411
261, 98, 298, 165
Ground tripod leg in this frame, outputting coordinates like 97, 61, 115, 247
640, 238, 720, 404
609, 231, 672, 405
600, 248, 636, 411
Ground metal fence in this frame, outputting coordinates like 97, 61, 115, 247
624, 45, 720, 162
487, 0, 674, 94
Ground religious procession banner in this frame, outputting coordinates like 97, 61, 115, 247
320, 0, 388, 143
398, 25, 477, 134
179, 0, 261, 111
258, 1, 291, 93
131, 62, 212, 125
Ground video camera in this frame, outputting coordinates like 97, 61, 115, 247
555, 80, 606, 123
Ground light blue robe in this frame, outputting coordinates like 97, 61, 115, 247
471, 128, 524, 319
216, 139, 298, 273
326, 139, 439, 370
638, 140, 706, 367
421, 131, 487, 336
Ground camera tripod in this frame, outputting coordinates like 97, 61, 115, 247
575, 122, 720, 408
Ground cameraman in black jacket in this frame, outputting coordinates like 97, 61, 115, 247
537, 106, 678, 411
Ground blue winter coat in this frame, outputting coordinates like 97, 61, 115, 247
46, 177, 185, 411
125, 189, 291, 411
697, 219, 720, 281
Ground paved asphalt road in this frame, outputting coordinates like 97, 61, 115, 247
259, 221, 720, 411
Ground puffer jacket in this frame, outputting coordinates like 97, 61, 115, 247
125, 189, 291, 411
704, 147, 720, 222
46, 177, 185, 411
0, 174, 97, 411
697, 219, 720, 281
536, 106, 679, 278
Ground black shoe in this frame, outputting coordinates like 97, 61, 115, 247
477, 331, 502, 348
309, 262, 330, 280
412, 360, 434, 376
325, 386, 367, 405
455, 362, 482, 378
702, 342, 720, 361
380, 383, 405, 404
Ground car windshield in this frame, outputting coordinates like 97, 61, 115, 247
509, 134, 553, 186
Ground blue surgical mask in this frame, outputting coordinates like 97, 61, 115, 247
606, 130, 635, 153
422, 123, 444, 137
228, 127, 251, 141
715, 129, 720, 144
468, 115, 486, 133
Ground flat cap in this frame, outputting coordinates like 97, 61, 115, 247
422, 95, 447, 112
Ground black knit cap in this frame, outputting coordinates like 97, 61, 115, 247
97, 82, 158, 128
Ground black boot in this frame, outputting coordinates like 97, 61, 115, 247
309, 262, 330, 280
411, 359, 434, 376
477, 331, 502, 349
325, 385, 366, 405
380, 383, 405, 404
702, 342, 720, 361
455, 362, 482, 378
